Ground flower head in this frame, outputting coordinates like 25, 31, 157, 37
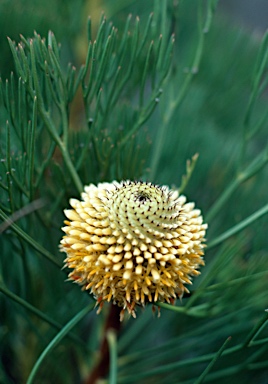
60, 181, 207, 319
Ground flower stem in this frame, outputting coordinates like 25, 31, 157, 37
84, 304, 121, 384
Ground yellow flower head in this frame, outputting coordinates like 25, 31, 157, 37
60, 181, 207, 319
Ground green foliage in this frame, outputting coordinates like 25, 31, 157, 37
1, 0, 268, 383
0, 0, 84, 79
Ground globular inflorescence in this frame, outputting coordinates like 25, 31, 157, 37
60, 181, 207, 319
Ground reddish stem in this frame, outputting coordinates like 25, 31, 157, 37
84, 304, 121, 384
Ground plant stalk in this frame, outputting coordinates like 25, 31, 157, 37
84, 304, 121, 384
